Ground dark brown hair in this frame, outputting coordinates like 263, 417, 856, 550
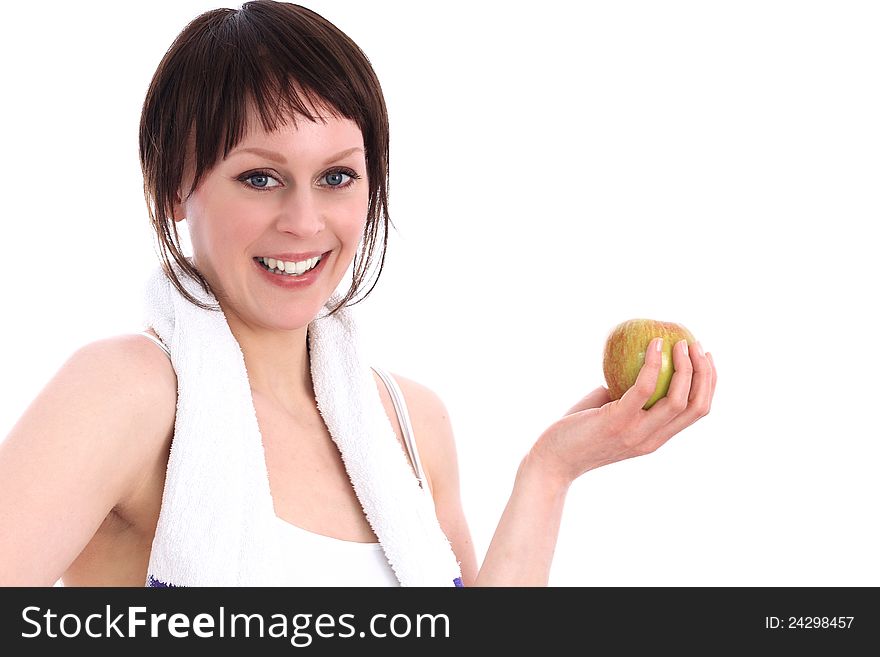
139, 0, 390, 312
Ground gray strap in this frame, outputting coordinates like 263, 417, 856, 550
372, 367, 426, 488
138, 330, 171, 359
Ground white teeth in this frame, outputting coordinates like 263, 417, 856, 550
258, 255, 322, 276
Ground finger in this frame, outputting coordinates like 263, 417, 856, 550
646, 339, 693, 420
619, 337, 663, 414
706, 351, 717, 409
565, 386, 612, 415
687, 342, 714, 415
651, 343, 715, 439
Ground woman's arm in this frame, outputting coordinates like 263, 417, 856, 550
0, 335, 177, 585
401, 337, 717, 586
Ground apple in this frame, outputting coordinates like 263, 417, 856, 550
602, 318, 696, 410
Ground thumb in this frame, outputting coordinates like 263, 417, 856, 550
564, 386, 611, 415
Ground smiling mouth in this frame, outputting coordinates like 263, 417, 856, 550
254, 255, 323, 276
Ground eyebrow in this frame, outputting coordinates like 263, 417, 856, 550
229, 146, 364, 166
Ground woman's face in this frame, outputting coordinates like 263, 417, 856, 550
175, 111, 369, 332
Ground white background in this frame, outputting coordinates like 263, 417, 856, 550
1, 1, 878, 586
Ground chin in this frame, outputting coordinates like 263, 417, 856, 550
275, 303, 328, 329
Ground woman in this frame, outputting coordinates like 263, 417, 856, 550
0, 1, 716, 587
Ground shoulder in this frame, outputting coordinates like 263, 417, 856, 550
44, 331, 179, 515
47, 331, 178, 479
43, 332, 178, 508
66, 332, 177, 411
373, 371, 453, 442
385, 373, 451, 425
73, 329, 173, 375
376, 371, 478, 583
372, 371, 458, 492
0, 333, 177, 584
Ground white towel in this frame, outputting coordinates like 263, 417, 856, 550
142, 263, 462, 587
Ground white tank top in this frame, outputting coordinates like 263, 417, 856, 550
139, 330, 426, 587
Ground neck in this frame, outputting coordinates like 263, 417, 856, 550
222, 307, 313, 410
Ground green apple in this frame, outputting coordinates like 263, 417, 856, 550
602, 318, 696, 410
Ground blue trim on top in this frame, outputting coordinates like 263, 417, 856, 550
148, 575, 178, 588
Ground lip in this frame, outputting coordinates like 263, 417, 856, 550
253, 251, 330, 289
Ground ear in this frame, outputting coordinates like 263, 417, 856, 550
171, 191, 186, 223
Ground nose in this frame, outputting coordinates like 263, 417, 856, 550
274, 188, 325, 238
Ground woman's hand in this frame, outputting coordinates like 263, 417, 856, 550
528, 337, 717, 485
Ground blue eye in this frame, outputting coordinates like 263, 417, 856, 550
321, 168, 361, 189
249, 174, 280, 188
239, 171, 281, 190
324, 171, 348, 187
